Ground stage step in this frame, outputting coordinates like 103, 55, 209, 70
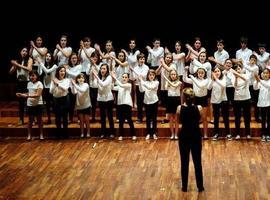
0, 116, 262, 139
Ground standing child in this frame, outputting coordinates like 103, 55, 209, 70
232, 64, 251, 140
50, 66, 70, 139
71, 73, 91, 138
208, 66, 230, 140
111, 72, 136, 141
138, 70, 159, 140
177, 88, 204, 192
93, 63, 115, 139
163, 70, 182, 140
16, 70, 44, 140
254, 69, 270, 141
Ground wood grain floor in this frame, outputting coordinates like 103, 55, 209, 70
0, 139, 270, 199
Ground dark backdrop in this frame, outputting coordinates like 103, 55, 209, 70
1, 1, 269, 83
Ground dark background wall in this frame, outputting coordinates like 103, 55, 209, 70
1, 1, 269, 84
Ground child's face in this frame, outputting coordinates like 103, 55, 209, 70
236, 66, 242, 73
60, 37, 67, 47
59, 68, 66, 79
224, 60, 233, 70
138, 57, 145, 65
83, 40, 91, 47
20, 48, 28, 58
175, 42, 181, 52
118, 52, 125, 61
214, 68, 221, 78
77, 76, 85, 84
259, 47, 265, 54
153, 40, 160, 48
148, 73, 155, 81
122, 74, 129, 83
263, 70, 270, 80
30, 73, 38, 83
197, 69, 205, 79
199, 53, 206, 63
217, 43, 224, 51
46, 53, 52, 62
71, 55, 78, 65
35, 37, 43, 47
165, 55, 173, 64
170, 71, 177, 80
194, 40, 201, 50
105, 42, 112, 52
129, 40, 136, 49
249, 58, 256, 65
100, 65, 107, 76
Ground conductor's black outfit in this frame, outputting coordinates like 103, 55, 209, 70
178, 105, 204, 192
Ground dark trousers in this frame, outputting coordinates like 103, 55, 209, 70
43, 88, 53, 121
261, 106, 270, 136
212, 101, 230, 135
136, 86, 144, 121
99, 100, 115, 136
118, 105, 135, 136
54, 95, 69, 138
233, 100, 251, 136
145, 102, 158, 136
250, 86, 260, 119
17, 80, 28, 121
68, 89, 76, 122
90, 87, 98, 120
179, 138, 204, 190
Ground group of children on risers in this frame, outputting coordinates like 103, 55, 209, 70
9, 35, 270, 141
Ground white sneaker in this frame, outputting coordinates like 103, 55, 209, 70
118, 136, 123, 141
170, 135, 174, 140
27, 134, 31, 141
132, 136, 137, 141
247, 135, 251, 139
235, 135, 240, 140
86, 133, 90, 138
100, 134, 105, 139
110, 134, 115, 139
226, 134, 233, 141
80, 133, 84, 138
267, 136, 270, 141
145, 134, 150, 140
40, 134, 44, 140
174, 135, 178, 140
153, 134, 158, 140
261, 136, 267, 142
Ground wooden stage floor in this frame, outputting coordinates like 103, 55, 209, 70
0, 139, 270, 199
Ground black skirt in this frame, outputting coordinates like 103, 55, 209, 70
166, 96, 180, 113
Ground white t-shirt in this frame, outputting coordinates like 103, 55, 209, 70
27, 81, 43, 106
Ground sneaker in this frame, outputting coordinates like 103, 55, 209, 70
170, 135, 174, 140
266, 136, 270, 141
80, 133, 84, 138
212, 134, 219, 141
203, 136, 208, 140
235, 135, 241, 140
125, 119, 128, 123
161, 119, 169, 124
86, 133, 90, 138
174, 135, 178, 140
136, 119, 142, 124
40, 134, 44, 140
153, 134, 158, 140
118, 136, 123, 141
109, 134, 115, 139
100, 134, 105, 139
145, 134, 150, 140
261, 135, 267, 142
226, 134, 233, 141
132, 136, 137, 141
115, 119, 119, 123
27, 134, 31, 141
247, 135, 251, 139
